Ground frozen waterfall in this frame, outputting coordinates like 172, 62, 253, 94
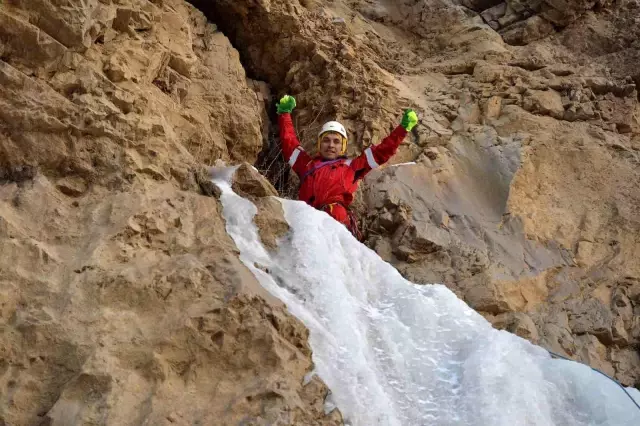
212, 167, 640, 426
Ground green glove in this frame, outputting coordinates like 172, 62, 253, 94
277, 95, 296, 114
401, 109, 418, 131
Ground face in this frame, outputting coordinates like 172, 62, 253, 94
319, 132, 343, 160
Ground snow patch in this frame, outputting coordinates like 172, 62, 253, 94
389, 161, 417, 167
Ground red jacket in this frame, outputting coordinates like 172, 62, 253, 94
279, 113, 407, 225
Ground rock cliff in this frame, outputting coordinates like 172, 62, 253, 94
1, 0, 639, 424
0, 1, 340, 424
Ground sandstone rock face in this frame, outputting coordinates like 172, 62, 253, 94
0, 173, 341, 426
0, 1, 341, 425
2, 0, 640, 422
0, 0, 266, 186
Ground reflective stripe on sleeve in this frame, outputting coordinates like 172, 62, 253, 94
364, 147, 379, 169
288, 147, 302, 167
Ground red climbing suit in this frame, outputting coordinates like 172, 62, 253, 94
278, 113, 408, 238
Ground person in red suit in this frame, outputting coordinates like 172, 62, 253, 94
276, 94, 418, 240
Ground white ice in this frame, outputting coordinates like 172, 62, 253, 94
212, 167, 640, 426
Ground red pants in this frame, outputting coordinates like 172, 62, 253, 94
320, 203, 362, 241
321, 203, 349, 225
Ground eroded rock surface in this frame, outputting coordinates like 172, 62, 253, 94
0, 1, 341, 425
2, 0, 640, 423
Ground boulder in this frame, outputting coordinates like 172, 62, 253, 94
567, 298, 614, 344
231, 163, 279, 199
523, 89, 565, 119
492, 312, 540, 342
56, 176, 88, 197
501, 16, 555, 46
610, 348, 640, 387
253, 197, 290, 250
483, 96, 503, 120
574, 334, 615, 377
612, 317, 629, 346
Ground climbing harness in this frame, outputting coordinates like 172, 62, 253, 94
346, 209, 363, 242
320, 202, 363, 241
547, 350, 640, 412
299, 158, 345, 186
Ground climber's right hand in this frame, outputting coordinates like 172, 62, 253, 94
277, 95, 297, 114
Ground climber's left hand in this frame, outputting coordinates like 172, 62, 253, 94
401, 109, 418, 131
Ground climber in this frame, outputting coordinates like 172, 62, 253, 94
276, 94, 418, 240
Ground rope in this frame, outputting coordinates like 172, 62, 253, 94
547, 350, 640, 412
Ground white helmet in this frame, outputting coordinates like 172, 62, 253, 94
318, 121, 348, 140
318, 121, 348, 154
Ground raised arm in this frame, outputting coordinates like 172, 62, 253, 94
348, 109, 418, 180
277, 95, 312, 176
